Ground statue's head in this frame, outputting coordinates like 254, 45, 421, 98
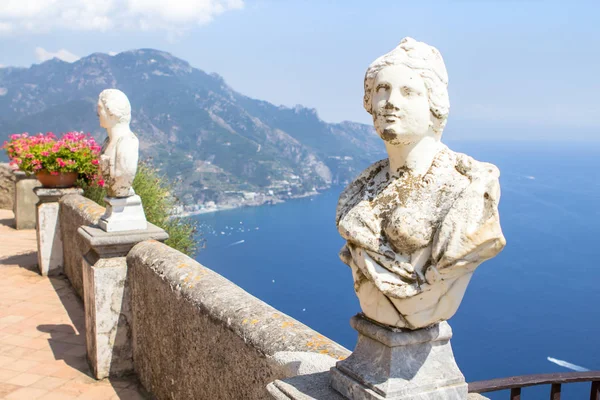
97, 89, 132, 129
364, 38, 449, 146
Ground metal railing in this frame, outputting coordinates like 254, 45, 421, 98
469, 371, 600, 400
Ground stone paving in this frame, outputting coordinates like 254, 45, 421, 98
0, 209, 148, 399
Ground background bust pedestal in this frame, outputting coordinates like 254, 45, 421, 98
98, 195, 147, 232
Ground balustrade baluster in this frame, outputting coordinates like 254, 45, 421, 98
510, 387, 521, 400
591, 381, 599, 400
550, 383, 561, 400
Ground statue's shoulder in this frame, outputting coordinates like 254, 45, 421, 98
451, 149, 500, 183
336, 158, 388, 224
119, 132, 139, 145
353, 158, 389, 186
113, 133, 140, 154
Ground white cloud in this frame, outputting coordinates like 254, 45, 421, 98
35, 47, 80, 63
0, 0, 243, 34
108, 51, 118, 56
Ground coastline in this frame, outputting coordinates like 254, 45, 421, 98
176, 189, 325, 217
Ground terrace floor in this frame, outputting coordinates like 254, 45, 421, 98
0, 209, 148, 400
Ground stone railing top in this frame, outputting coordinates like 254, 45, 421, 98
13, 171, 38, 181
34, 187, 83, 202
78, 223, 168, 259
127, 240, 351, 361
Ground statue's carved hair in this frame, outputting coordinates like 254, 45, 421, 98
98, 89, 131, 124
363, 37, 450, 136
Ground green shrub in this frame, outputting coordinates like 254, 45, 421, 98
81, 162, 199, 257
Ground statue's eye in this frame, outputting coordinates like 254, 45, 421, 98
376, 84, 389, 93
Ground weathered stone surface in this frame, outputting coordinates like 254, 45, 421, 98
35, 188, 83, 276
82, 256, 133, 379
14, 171, 41, 229
127, 241, 350, 400
36, 201, 62, 276
59, 194, 105, 298
268, 372, 347, 400
270, 352, 341, 377
98, 195, 147, 232
330, 315, 466, 399
467, 395, 490, 400
336, 37, 506, 329
0, 163, 15, 210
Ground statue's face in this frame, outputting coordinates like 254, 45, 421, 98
97, 100, 111, 129
371, 64, 431, 145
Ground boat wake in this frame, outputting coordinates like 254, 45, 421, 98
547, 357, 590, 372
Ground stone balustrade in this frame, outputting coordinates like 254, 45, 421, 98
50, 193, 350, 399
128, 240, 350, 400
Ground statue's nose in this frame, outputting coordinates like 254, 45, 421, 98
384, 101, 398, 110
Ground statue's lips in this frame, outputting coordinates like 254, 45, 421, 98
379, 114, 402, 123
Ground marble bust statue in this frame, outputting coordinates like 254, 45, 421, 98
97, 89, 139, 198
336, 38, 506, 330
97, 89, 146, 232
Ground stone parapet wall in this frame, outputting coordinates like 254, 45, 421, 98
127, 241, 350, 400
0, 163, 15, 210
59, 194, 105, 297
56, 194, 350, 399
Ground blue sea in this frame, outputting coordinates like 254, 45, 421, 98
192, 141, 600, 399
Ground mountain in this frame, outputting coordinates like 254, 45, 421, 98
0, 49, 385, 209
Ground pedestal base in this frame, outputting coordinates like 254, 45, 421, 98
34, 187, 83, 276
82, 255, 132, 379
78, 223, 168, 379
14, 171, 41, 229
98, 195, 147, 232
330, 315, 467, 400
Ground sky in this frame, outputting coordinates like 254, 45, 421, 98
1, 0, 599, 140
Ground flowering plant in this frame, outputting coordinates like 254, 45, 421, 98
2, 132, 104, 185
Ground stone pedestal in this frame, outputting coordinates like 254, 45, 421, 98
14, 171, 41, 229
98, 195, 147, 232
268, 314, 467, 400
35, 187, 83, 276
330, 315, 467, 400
78, 223, 168, 379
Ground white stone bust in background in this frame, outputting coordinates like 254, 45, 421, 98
336, 37, 506, 330
98, 89, 139, 198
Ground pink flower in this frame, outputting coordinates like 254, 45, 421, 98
97, 179, 105, 187
41, 151, 49, 156
56, 158, 66, 168
91, 159, 99, 165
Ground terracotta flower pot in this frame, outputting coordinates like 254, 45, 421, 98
35, 170, 79, 188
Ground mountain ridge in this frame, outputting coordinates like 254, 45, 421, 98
0, 49, 385, 210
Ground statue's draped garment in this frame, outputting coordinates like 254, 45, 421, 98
336, 146, 505, 327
